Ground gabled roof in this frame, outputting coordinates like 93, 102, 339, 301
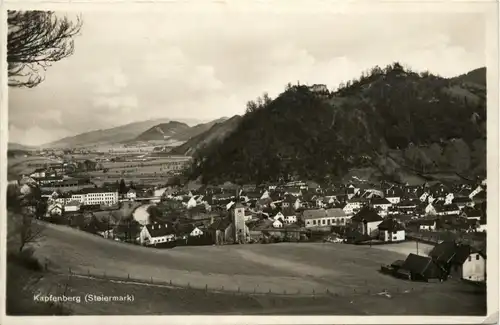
302, 209, 327, 220
283, 194, 297, 203
429, 241, 483, 265
146, 223, 176, 238
371, 197, 392, 205
65, 200, 81, 206
401, 253, 444, 279
378, 218, 405, 231
351, 207, 383, 223
429, 241, 457, 264
419, 219, 437, 226
175, 223, 196, 235
325, 208, 346, 218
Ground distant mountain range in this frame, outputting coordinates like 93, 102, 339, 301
27, 118, 218, 149
184, 63, 487, 185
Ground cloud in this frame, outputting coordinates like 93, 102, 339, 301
7, 10, 487, 146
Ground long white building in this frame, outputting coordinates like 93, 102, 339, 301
71, 188, 119, 206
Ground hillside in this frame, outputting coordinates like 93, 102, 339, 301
162, 117, 228, 142
43, 118, 207, 148
170, 115, 242, 156
187, 63, 486, 185
8, 142, 34, 151
44, 118, 172, 148
452, 67, 487, 87
134, 121, 191, 142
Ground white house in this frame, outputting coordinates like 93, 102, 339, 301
284, 214, 297, 224
273, 212, 285, 221
419, 219, 437, 231
126, 189, 137, 200
260, 190, 270, 200
48, 203, 63, 216
371, 198, 392, 217
385, 195, 401, 205
343, 200, 363, 215
477, 222, 487, 233
138, 223, 176, 246
64, 200, 81, 212
30, 168, 46, 179
350, 207, 383, 236
444, 193, 455, 205
286, 198, 302, 211
377, 219, 406, 242
303, 209, 329, 228
326, 208, 349, 226
54, 194, 72, 205
431, 243, 486, 282
419, 191, 430, 202
187, 226, 204, 237
272, 219, 284, 228
425, 203, 437, 215
469, 185, 483, 199
186, 197, 198, 209
461, 251, 486, 282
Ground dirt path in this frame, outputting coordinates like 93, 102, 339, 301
133, 204, 151, 225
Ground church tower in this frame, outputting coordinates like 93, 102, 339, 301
232, 202, 246, 244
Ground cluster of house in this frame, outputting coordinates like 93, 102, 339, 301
136, 179, 487, 247
17, 164, 487, 250
383, 240, 486, 283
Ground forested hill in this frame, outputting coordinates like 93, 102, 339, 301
186, 63, 486, 185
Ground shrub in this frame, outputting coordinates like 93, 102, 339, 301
8, 247, 44, 272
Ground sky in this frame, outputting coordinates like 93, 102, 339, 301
8, 9, 486, 146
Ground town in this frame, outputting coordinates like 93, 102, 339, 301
8, 146, 487, 285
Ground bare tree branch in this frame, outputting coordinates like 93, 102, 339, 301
7, 10, 83, 88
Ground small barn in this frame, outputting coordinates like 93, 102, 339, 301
396, 253, 446, 282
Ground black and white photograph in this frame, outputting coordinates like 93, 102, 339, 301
2, 2, 498, 321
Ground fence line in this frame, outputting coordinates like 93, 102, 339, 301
52, 267, 432, 298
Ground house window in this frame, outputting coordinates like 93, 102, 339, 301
313, 220, 317, 225
327, 219, 331, 225
322, 219, 326, 225
392, 236, 397, 240
468, 256, 472, 262
476, 254, 480, 260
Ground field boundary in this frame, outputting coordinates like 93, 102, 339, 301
52, 267, 432, 298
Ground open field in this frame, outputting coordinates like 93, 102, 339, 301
372, 241, 435, 257
27, 223, 486, 315
8, 156, 62, 175
12, 269, 486, 315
